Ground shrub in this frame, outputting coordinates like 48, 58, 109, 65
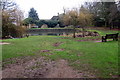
2, 24, 26, 38
41, 24, 48, 28
12, 26, 26, 38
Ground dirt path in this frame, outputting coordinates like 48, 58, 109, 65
46, 59, 82, 78
2, 56, 54, 78
2, 57, 95, 78
46, 59, 96, 78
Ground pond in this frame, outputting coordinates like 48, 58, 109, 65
27, 29, 75, 36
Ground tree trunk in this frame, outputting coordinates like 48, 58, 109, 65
82, 27, 85, 37
73, 27, 76, 38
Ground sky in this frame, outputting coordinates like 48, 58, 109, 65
14, 0, 119, 19
14, 0, 88, 19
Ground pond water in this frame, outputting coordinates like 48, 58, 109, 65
27, 29, 75, 36
29, 32, 72, 36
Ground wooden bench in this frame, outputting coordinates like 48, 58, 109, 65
102, 33, 119, 42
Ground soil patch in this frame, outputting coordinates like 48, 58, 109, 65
46, 59, 80, 78
0, 42, 10, 45
40, 50, 51, 53
53, 42, 63, 47
46, 59, 95, 78
54, 49, 64, 51
2, 56, 55, 78
2, 56, 96, 78
77, 38, 101, 42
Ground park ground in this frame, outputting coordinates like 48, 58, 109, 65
1, 28, 119, 78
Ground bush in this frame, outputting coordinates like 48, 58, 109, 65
41, 24, 48, 28
2, 24, 26, 38
12, 26, 26, 38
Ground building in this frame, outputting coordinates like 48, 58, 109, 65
51, 16, 59, 21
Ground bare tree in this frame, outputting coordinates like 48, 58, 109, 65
62, 8, 79, 38
1, 0, 25, 38
14, 7, 24, 26
62, 7, 93, 38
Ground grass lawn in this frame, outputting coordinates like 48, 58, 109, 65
2, 30, 119, 78
88, 29, 119, 36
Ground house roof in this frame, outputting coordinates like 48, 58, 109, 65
51, 16, 59, 20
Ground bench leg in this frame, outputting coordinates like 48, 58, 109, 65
105, 39, 107, 42
102, 39, 106, 42
102, 36, 105, 42
102, 38, 105, 42
102, 36, 107, 42
113, 38, 118, 41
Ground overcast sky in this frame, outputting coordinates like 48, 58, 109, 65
14, 0, 88, 19
14, 0, 119, 19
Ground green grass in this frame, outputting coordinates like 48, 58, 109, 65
88, 29, 119, 36
46, 37, 118, 77
2, 30, 119, 78
2, 36, 58, 60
